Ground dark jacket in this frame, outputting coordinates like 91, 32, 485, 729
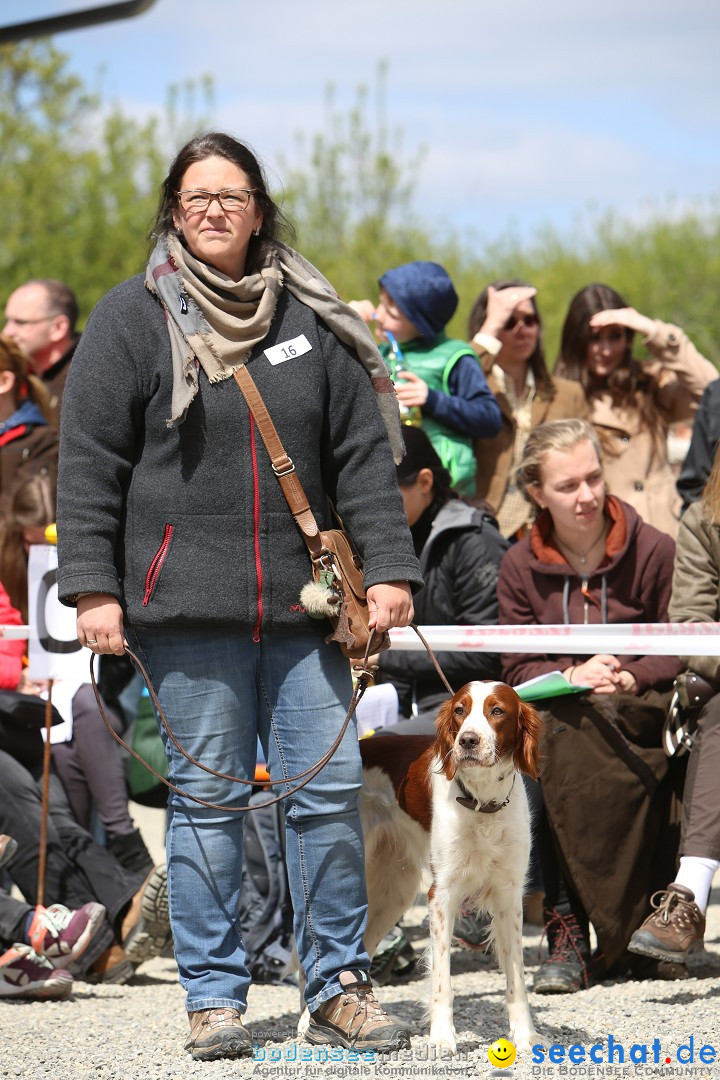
379, 499, 509, 716
536, 689, 683, 975
676, 377, 720, 509
56, 275, 422, 632
0, 401, 58, 515
497, 495, 682, 693
43, 338, 79, 427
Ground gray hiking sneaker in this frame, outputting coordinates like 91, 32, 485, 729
184, 1008, 252, 1061
307, 969, 411, 1051
123, 864, 172, 967
628, 884, 706, 964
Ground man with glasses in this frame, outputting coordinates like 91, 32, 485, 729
4, 280, 80, 424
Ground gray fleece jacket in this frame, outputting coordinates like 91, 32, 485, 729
56, 275, 422, 633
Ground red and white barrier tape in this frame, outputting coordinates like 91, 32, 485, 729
389, 623, 720, 656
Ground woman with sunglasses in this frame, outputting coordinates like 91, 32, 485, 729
554, 283, 716, 538
468, 280, 588, 540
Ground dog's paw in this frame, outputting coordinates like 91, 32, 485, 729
428, 1029, 457, 1055
511, 1028, 547, 1055
297, 1007, 310, 1038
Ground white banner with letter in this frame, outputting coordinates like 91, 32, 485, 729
27, 544, 91, 742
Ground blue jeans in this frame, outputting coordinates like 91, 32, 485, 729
127, 626, 370, 1014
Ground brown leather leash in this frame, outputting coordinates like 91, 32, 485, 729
90, 624, 453, 812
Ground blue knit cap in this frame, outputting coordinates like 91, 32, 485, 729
379, 261, 458, 340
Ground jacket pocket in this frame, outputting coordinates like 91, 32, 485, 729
142, 524, 174, 606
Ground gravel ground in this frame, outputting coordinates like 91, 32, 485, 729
2, 881, 720, 1080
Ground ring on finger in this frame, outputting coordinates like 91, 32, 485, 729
86, 638, 98, 645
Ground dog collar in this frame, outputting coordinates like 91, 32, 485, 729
455, 773, 516, 813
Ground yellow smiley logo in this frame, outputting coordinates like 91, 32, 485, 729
488, 1038, 517, 1068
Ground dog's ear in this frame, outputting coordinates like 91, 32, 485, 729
513, 699, 542, 779
435, 697, 458, 780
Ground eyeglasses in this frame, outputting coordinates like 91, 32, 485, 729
3, 314, 58, 327
503, 313, 539, 332
176, 188, 256, 213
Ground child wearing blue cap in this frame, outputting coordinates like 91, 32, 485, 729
352, 261, 501, 495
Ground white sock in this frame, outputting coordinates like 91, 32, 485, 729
675, 856, 720, 913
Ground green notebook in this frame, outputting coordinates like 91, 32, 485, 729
514, 670, 589, 703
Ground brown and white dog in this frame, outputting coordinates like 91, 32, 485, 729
358, 680, 544, 1054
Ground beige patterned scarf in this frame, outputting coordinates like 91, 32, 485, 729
145, 233, 403, 462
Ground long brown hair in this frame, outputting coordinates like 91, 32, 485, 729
467, 279, 555, 399
701, 443, 720, 527
0, 336, 52, 421
555, 283, 665, 450
0, 474, 56, 621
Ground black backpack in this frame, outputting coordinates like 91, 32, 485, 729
238, 791, 296, 985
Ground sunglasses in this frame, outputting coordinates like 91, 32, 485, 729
503, 313, 539, 332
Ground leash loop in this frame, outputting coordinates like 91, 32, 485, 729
89, 625, 453, 813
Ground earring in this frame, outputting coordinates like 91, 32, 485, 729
252, 227, 260, 236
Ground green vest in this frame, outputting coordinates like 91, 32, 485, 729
381, 333, 478, 495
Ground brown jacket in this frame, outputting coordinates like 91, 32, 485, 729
591, 320, 717, 539
0, 423, 59, 515
474, 371, 588, 518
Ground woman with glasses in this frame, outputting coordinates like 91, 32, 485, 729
468, 280, 587, 540
56, 132, 422, 1061
554, 283, 716, 538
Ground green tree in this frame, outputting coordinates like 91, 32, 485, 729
0, 40, 210, 320
279, 69, 432, 303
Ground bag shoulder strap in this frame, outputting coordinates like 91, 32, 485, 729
233, 365, 325, 560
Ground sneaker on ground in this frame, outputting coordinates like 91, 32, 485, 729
0, 944, 74, 1000
28, 902, 106, 969
123, 864, 172, 967
306, 969, 411, 1051
533, 909, 591, 994
452, 906, 492, 950
370, 924, 417, 985
0, 835, 17, 869
627, 884, 706, 964
185, 1008, 252, 1061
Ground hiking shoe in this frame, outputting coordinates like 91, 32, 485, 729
87, 943, 135, 985
0, 944, 74, 1000
534, 909, 591, 994
122, 864, 172, 967
0, 834, 17, 869
307, 969, 411, 1051
28, 902, 106, 969
628, 884, 706, 964
452, 906, 492, 950
370, 924, 417, 984
185, 1008, 252, 1061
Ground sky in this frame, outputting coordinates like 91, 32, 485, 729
8, 0, 720, 247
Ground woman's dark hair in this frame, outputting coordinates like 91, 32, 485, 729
555, 282, 663, 449
396, 426, 456, 509
150, 131, 294, 269
0, 474, 56, 622
467, 278, 554, 399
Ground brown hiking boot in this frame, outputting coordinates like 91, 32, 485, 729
628, 884, 705, 964
88, 943, 135, 984
306, 969, 410, 1051
184, 1008, 252, 1061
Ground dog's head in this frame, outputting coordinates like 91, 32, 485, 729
435, 681, 541, 781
